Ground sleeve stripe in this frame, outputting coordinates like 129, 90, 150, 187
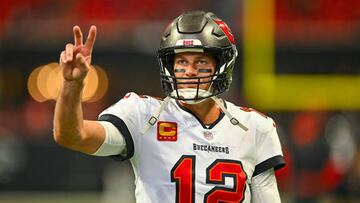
253, 155, 285, 177
98, 114, 135, 161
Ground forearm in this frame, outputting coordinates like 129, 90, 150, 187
53, 80, 85, 146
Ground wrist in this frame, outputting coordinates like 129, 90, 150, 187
63, 79, 85, 89
60, 80, 85, 100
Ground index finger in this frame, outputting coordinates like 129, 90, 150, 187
84, 25, 97, 51
73, 25, 83, 46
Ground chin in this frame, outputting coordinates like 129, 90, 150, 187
177, 85, 210, 90
177, 85, 197, 89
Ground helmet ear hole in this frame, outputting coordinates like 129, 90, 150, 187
160, 52, 175, 75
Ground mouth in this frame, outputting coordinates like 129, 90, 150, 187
176, 78, 198, 83
176, 78, 200, 88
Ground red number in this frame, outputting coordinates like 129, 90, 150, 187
171, 156, 246, 203
171, 155, 195, 203
205, 160, 247, 203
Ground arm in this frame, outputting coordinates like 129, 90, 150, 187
250, 168, 281, 203
53, 25, 105, 154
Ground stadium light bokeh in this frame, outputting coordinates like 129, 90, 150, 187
27, 63, 108, 102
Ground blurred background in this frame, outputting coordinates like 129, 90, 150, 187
0, 0, 360, 202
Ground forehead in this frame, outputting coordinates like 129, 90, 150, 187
174, 52, 215, 60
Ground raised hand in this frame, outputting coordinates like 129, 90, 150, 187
59, 25, 97, 82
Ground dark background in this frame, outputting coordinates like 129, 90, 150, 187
1, 0, 360, 202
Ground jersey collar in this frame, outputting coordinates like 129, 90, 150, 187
174, 99, 226, 129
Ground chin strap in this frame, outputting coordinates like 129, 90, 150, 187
141, 96, 171, 135
170, 88, 212, 104
211, 97, 248, 131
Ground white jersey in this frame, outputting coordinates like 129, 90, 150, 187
98, 92, 285, 203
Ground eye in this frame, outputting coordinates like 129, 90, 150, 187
196, 60, 208, 65
176, 59, 188, 66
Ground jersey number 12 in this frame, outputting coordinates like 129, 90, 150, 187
171, 155, 247, 203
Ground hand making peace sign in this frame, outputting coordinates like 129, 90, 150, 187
59, 25, 97, 82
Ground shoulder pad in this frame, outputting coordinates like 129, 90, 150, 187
239, 106, 275, 133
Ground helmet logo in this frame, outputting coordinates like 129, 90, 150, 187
183, 40, 194, 46
176, 39, 203, 46
213, 19, 235, 44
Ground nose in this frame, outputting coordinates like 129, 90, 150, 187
184, 64, 197, 77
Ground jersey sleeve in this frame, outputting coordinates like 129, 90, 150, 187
97, 92, 144, 161
253, 117, 285, 177
250, 168, 281, 203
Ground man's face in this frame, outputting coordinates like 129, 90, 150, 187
173, 52, 216, 90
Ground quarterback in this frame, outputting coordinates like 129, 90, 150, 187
54, 11, 285, 203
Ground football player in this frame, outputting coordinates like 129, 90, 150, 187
54, 11, 285, 203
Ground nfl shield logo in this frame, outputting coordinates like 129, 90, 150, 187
203, 131, 213, 140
